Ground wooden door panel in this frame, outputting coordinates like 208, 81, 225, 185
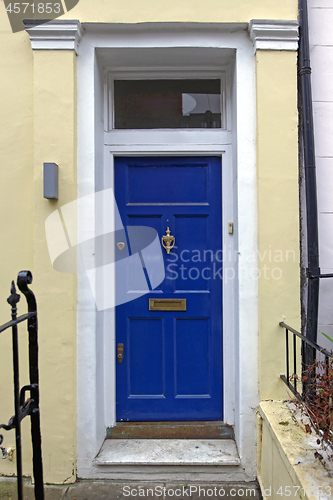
115, 156, 222, 421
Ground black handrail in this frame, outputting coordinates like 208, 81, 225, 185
0, 271, 44, 500
279, 321, 333, 399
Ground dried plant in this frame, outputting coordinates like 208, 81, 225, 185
303, 359, 333, 437
292, 354, 333, 466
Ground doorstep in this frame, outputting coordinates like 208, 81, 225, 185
95, 438, 240, 466
106, 421, 234, 440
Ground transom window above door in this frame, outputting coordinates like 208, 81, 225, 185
113, 79, 223, 129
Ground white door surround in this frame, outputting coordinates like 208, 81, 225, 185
75, 23, 258, 480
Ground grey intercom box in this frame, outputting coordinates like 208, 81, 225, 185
43, 163, 58, 199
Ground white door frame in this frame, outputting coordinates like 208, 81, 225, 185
76, 23, 258, 480
105, 145, 233, 422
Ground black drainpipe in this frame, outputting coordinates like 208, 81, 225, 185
298, 0, 320, 369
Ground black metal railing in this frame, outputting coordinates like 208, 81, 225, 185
0, 271, 44, 500
279, 321, 333, 399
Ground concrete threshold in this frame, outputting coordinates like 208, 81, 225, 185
106, 421, 234, 440
95, 438, 240, 466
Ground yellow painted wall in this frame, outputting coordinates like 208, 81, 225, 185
0, 6, 77, 482
32, 50, 77, 483
63, 0, 297, 24
0, 0, 299, 485
255, 50, 300, 401
0, 13, 34, 479
0, 0, 298, 32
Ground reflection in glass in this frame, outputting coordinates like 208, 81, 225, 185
114, 80, 221, 129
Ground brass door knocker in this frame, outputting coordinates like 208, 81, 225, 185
161, 227, 175, 254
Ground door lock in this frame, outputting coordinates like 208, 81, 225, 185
117, 343, 124, 363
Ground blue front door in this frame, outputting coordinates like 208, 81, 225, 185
115, 156, 222, 421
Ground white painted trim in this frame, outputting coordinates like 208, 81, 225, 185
24, 19, 83, 53
77, 24, 258, 481
104, 141, 232, 152
249, 19, 299, 53
104, 147, 234, 431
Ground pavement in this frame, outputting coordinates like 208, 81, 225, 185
0, 479, 262, 499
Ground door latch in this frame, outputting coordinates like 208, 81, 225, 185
117, 343, 124, 363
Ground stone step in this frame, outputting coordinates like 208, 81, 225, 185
95, 438, 240, 466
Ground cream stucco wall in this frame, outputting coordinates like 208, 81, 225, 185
32, 50, 77, 483
0, 17, 34, 479
0, 0, 300, 485
255, 50, 300, 401
0, 2, 77, 480
61, 0, 297, 24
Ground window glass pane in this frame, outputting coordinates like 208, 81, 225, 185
114, 79, 221, 129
